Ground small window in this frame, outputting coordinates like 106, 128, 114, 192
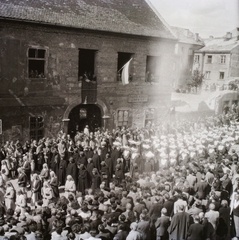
205, 71, 211, 79
30, 116, 44, 141
219, 72, 225, 80
194, 55, 200, 63
28, 48, 46, 78
117, 110, 129, 127
117, 52, 133, 82
145, 108, 155, 127
145, 56, 160, 82
207, 55, 212, 63
188, 48, 193, 55
221, 55, 226, 64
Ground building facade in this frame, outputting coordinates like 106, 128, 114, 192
193, 29, 239, 84
170, 27, 204, 88
0, 0, 178, 142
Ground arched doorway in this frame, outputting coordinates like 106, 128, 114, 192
68, 104, 102, 138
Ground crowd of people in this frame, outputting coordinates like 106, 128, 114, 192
0, 107, 239, 239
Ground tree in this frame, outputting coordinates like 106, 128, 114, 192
191, 69, 205, 89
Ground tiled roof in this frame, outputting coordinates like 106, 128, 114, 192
0, 0, 176, 39
171, 26, 204, 46
195, 37, 239, 52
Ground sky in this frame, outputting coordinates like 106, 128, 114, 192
150, 0, 239, 38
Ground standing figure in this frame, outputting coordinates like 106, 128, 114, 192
77, 164, 88, 195
66, 157, 78, 185
42, 181, 54, 207
168, 205, 191, 240
58, 158, 67, 186
4, 181, 15, 211
65, 175, 76, 199
91, 168, 101, 191
100, 161, 110, 188
49, 171, 59, 199
31, 174, 42, 206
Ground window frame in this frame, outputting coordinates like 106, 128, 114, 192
205, 71, 211, 79
219, 71, 225, 80
194, 55, 200, 63
28, 47, 47, 79
207, 55, 212, 64
117, 110, 129, 127
220, 55, 226, 64
29, 116, 44, 141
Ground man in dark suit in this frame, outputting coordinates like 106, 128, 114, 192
113, 224, 128, 240
155, 208, 170, 240
187, 215, 204, 240
168, 205, 191, 240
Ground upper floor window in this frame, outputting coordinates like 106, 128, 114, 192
194, 55, 200, 63
221, 55, 226, 64
78, 49, 97, 82
28, 48, 46, 78
145, 56, 160, 82
219, 71, 225, 80
117, 52, 134, 82
207, 55, 212, 63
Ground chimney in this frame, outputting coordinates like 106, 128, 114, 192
195, 33, 199, 42
209, 35, 214, 39
226, 32, 232, 40
184, 29, 189, 37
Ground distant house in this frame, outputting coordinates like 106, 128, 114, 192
0, 0, 178, 141
170, 27, 204, 88
193, 28, 239, 84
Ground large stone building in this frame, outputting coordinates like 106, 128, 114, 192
0, 0, 178, 142
170, 26, 204, 88
193, 28, 239, 84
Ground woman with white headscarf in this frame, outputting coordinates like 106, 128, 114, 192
65, 175, 76, 199
4, 181, 15, 210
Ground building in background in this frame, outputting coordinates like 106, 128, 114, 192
170, 27, 204, 89
0, 0, 178, 141
193, 28, 239, 85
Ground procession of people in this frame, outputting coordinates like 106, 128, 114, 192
0, 107, 239, 239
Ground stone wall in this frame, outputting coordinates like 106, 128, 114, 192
0, 20, 177, 141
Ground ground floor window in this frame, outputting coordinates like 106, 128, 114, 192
145, 108, 155, 126
219, 71, 225, 80
30, 116, 44, 141
117, 110, 129, 127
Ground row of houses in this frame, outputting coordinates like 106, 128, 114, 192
0, 0, 238, 141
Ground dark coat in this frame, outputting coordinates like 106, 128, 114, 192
105, 157, 113, 179
18, 173, 27, 187
66, 161, 78, 184
77, 169, 88, 194
187, 223, 204, 240
155, 215, 170, 239
92, 153, 101, 171
51, 153, 60, 176
58, 160, 68, 186
91, 174, 101, 191
163, 200, 175, 217
50, 177, 59, 198
168, 211, 191, 240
